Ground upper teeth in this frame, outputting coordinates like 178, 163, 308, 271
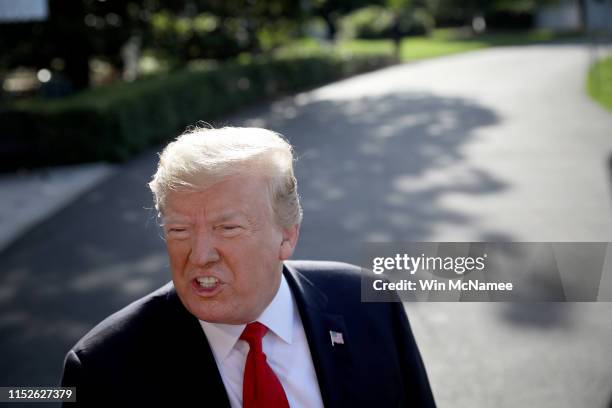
197, 277, 219, 288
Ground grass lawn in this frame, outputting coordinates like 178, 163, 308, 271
278, 28, 578, 62
587, 56, 612, 111
339, 36, 485, 60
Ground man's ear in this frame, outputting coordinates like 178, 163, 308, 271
279, 224, 300, 260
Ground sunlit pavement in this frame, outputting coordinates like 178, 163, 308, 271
1, 43, 612, 407
0, 163, 115, 252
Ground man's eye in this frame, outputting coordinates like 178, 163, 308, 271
167, 228, 189, 236
217, 225, 242, 233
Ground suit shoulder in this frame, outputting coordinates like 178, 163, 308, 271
70, 282, 174, 357
285, 260, 363, 284
286, 259, 361, 274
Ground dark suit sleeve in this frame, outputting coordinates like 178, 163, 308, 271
392, 301, 437, 407
60, 350, 89, 407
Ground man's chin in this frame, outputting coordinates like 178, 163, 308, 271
194, 312, 251, 325
188, 302, 256, 325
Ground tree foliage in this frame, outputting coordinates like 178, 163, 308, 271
0, 0, 562, 92
0, 0, 303, 91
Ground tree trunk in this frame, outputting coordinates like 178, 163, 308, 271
48, 0, 91, 91
63, 57, 89, 91
576, 0, 588, 32
391, 14, 402, 61
322, 13, 337, 41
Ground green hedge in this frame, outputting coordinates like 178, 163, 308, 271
0, 53, 393, 169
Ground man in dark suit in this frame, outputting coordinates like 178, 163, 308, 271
61, 127, 435, 407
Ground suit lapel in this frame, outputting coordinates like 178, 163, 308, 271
164, 285, 231, 407
283, 264, 357, 407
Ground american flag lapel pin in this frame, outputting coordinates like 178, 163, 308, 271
329, 330, 344, 346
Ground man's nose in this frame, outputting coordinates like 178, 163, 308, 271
189, 231, 220, 266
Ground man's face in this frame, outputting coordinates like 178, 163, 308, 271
162, 174, 298, 324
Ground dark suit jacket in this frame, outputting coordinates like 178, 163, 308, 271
61, 261, 436, 407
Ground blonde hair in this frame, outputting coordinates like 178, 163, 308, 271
148, 126, 302, 228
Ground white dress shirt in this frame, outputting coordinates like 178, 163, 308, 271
200, 275, 324, 408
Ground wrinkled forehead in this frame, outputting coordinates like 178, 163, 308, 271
161, 174, 274, 220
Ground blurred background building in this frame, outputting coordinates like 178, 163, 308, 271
537, 0, 612, 32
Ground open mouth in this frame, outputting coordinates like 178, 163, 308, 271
196, 276, 219, 289
191, 276, 222, 295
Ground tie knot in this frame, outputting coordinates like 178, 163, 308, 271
240, 322, 268, 349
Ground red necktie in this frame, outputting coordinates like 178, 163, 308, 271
240, 322, 290, 408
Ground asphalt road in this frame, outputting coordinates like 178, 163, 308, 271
1, 43, 612, 407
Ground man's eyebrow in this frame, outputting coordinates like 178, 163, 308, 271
161, 211, 247, 224
210, 211, 246, 223
161, 214, 191, 224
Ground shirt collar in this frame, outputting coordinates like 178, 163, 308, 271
199, 273, 294, 362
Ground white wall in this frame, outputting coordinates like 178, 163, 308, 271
0, 0, 47, 23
